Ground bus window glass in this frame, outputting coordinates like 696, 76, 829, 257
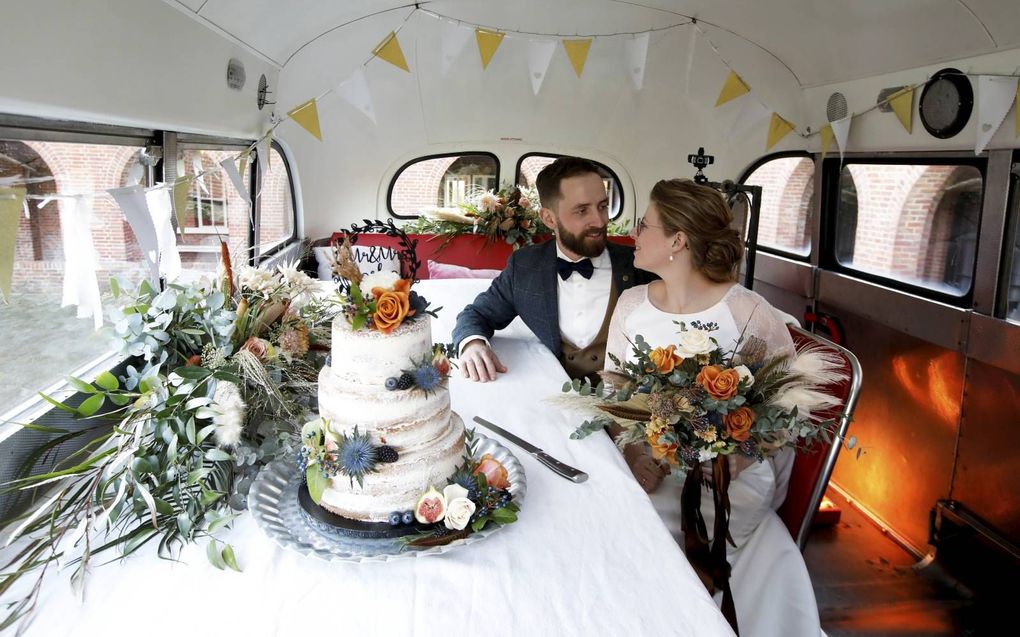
177, 147, 252, 273
1006, 207, 1020, 322
517, 153, 624, 219
254, 143, 296, 260
0, 139, 149, 409
389, 153, 498, 218
741, 156, 814, 257
835, 163, 982, 296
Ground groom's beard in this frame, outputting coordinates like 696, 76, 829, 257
557, 223, 607, 258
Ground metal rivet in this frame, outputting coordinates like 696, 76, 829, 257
622, 275, 630, 282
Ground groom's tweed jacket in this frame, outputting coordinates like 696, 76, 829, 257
452, 240, 645, 360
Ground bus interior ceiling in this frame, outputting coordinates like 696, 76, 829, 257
1, 2, 1019, 635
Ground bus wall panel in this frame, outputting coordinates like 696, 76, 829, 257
826, 308, 964, 554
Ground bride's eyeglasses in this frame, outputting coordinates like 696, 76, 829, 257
635, 217, 664, 236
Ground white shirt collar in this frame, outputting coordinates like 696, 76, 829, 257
555, 244, 610, 269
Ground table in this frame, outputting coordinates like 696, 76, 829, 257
8, 279, 734, 637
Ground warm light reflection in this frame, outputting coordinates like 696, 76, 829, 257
890, 351, 961, 426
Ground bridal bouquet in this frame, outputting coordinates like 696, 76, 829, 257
0, 244, 335, 631
568, 322, 850, 469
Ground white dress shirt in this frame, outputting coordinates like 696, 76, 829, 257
555, 246, 612, 349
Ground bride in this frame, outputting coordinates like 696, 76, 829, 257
605, 178, 822, 637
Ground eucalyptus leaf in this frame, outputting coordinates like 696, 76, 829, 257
76, 394, 105, 417
205, 448, 233, 462
306, 466, 327, 504
67, 376, 97, 394
206, 539, 226, 570
221, 544, 242, 572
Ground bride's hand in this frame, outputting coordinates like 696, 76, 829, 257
625, 444, 669, 493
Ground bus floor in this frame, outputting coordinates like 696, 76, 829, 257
804, 488, 995, 637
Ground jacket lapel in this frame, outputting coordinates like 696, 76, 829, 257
537, 240, 561, 353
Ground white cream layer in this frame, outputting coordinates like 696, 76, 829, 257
331, 316, 433, 386
319, 412, 466, 522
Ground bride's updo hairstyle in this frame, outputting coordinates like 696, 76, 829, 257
649, 178, 744, 283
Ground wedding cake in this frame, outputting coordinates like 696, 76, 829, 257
312, 301, 465, 523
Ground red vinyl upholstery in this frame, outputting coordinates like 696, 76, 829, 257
777, 325, 862, 551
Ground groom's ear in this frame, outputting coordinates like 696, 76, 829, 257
539, 206, 557, 232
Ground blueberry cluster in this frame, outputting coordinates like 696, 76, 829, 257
388, 510, 415, 526
385, 372, 416, 391
469, 488, 513, 523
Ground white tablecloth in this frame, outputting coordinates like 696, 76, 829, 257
9, 279, 734, 637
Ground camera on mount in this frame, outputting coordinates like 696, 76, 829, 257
687, 147, 714, 184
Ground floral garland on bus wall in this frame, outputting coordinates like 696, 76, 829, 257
0, 244, 336, 632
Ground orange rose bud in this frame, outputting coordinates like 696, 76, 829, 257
649, 345, 682, 374
186, 354, 203, 367
372, 279, 413, 334
696, 365, 741, 401
723, 406, 756, 442
472, 453, 510, 489
650, 438, 678, 465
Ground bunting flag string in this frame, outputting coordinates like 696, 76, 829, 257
476, 28, 505, 70
830, 114, 853, 161
441, 19, 472, 75
562, 39, 592, 78
766, 113, 796, 151
975, 75, 1018, 154
336, 67, 377, 124
819, 125, 834, 161
626, 33, 650, 91
373, 31, 410, 72
889, 87, 915, 134
287, 99, 323, 141
528, 40, 557, 96
108, 186, 161, 285
57, 196, 103, 328
715, 70, 750, 107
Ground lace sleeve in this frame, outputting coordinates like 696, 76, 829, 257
605, 285, 647, 372
724, 285, 796, 361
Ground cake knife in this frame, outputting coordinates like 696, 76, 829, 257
472, 416, 588, 483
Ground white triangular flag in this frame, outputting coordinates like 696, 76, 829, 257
126, 161, 144, 185
109, 186, 160, 284
527, 40, 556, 96
975, 75, 1018, 154
192, 156, 209, 194
727, 96, 770, 141
256, 134, 272, 177
625, 33, 650, 91
337, 68, 376, 124
441, 20, 471, 75
831, 114, 853, 161
146, 188, 181, 283
219, 156, 252, 205
684, 26, 699, 97
58, 196, 102, 329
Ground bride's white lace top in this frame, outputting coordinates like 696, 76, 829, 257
606, 283, 796, 369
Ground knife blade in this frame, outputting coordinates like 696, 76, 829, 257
472, 416, 588, 483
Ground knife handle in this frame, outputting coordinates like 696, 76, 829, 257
535, 452, 588, 483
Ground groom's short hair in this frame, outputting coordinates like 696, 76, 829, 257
536, 157, 602, 212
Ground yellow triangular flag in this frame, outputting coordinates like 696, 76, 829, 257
475, 28, 505, 70
889, 87, 914, 134
715, 70, 750, 107
171, 177, 192, 234
373, 31, 410, 72
0, 188, 26, 303
562, 39, 592, 78
288, 99, 322, 141
819, 125, 834, 161
766, 113, 795, 151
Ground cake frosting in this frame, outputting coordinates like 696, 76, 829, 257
316, 315, 465, 522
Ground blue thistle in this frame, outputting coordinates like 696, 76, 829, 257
336, 426, 378, 488
415, 363, 442, 392
408, 291, 429, 317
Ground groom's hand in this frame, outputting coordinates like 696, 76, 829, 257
460, 340, 508, 382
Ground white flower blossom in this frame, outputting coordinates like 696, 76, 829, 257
360, 270, 400, 292
211, 381, 247, 448
236, 265, 278, 299
734, 364, 754, 388
443, 483, 477, 531
478, 192, 500, 213
677, 329, 716, 359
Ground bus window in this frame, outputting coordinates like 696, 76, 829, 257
177, 146, 252, 272
0, 139, 149, 409
741, 155, 814, 257
254, 142, 297, 262
388, 153, 499, 218
833, 162, 982, 297
1006, 208, 1020, 323
516, 153, 624, 219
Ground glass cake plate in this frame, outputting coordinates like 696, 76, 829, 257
249, 432, 527, 562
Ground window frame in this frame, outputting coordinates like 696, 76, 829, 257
997, 161, 1020, 322
253, 139, 299, 263
514, 152, 625, 220
737, 150, 816, 263
386, 151, 501, 219
819, 154, 987, 308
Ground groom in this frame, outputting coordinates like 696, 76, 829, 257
452, 156, 645, 385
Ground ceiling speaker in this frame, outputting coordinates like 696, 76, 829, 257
226, 58, 246, 90
826, 92, 848, 122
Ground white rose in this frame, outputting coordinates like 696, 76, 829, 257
443, 483, 469, 502
698, 448, 718, 463
360, 270, 400, 292
734, 364, 754, 388
444, 497, 477, 531
677, 329, 716, 358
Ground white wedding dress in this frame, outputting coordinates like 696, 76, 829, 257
606, 283, 823, 637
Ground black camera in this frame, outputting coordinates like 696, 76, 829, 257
687, 147, 714, 184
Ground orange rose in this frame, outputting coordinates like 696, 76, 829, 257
696, 365, 741, 400
649, 345, 682, 374
472, 453, 510, 489
649, 437, 678, 465
372, 279, 415, 334
723, 406, 756, 442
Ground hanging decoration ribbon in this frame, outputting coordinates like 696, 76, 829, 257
58, 196, 103, 328
975, 75, 1018, 154
0, 188, 26, 304
562, 38, 593, 78
527, 40, 556, 95
475, 28, 504, 70
373, 31, 410, 72
109, 186, 161, 285
287, 98, 323, 141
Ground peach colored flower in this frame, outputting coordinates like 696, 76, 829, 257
372, 279, 414, 334
649, 345, 682, 374
649, 437, 678, 465
723, 406, 756, 442
696, 365, 741, 401
472, 453, 510, 489
241, 336, 271, 359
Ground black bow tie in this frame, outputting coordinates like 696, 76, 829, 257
556, 257, 594, 280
